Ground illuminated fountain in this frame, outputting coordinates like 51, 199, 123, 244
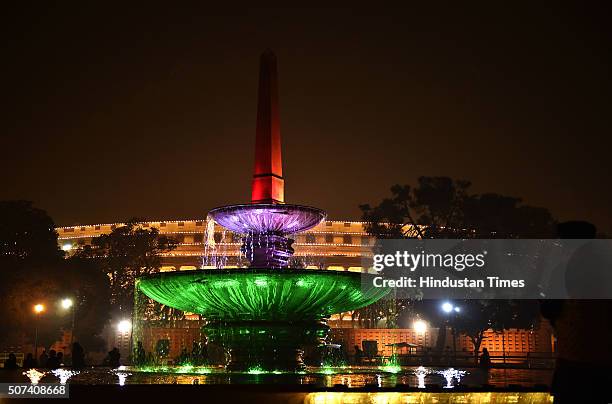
112, 368, 132, 386
414, 366, 431, 389
23, 369, 46, 384
51, 369, 79, 385
136, 51, 389, 372
437, 368, 468, 389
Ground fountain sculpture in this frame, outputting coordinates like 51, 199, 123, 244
136, 50, 389, 372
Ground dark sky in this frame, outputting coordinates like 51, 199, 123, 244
2, 4, 611, 232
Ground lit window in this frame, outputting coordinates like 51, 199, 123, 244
343, 235, 352, 244
344, 222, 351, 227
325, 234, 334, 243
178, 222, 185, 227
196, 221, 203, 226
160, 222, 166, 227
325, 222, 332, 227
306, 234, 316, 244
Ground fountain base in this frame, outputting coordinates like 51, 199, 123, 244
204, 320, 329, 372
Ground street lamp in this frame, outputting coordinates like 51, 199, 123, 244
413, 319, 428, 334
60, 298, 76, 358
440, 301, 461, 361
33, 304, 45, 358
61, 298, 73, 310
117, 320, 131, 334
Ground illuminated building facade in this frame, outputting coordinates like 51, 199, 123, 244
57, 219, 373, 271
56, 219, 554, 360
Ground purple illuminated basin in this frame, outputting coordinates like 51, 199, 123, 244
208, 203, 326, 235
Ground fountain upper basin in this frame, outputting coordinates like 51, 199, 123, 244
137, 269, 390, 320
208, 203, 326, 235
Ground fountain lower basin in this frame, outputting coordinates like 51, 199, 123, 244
137, 269, 388, 320
137, 269, 389, 371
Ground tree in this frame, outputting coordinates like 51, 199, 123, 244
360, 177, 555, 239
0, 200, 63, 263
451, 300, 540, 363
357, 177, 555, 352
78, 219, 177, 316
63, 255, 112, 351
0, 201, 64, 349
0, 201, 111, 351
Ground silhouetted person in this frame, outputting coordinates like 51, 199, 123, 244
38, 350, 48, 368
134, 341, 145, 366
23, 353, 36, 369
107, 348, 121, 368
47, 350, 60, 369
57, 352, 64, 366
178, 347, 188, 365
3, 353, 18, 369
479, 348, 491, 369
541, 221, 612, 403
71, 343, 85, 369
353, 345, 363, 365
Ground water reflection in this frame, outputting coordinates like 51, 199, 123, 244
436, 368, 468, 388
23, 369, 46, 384
18, 366, 551, 388
413, 366, 430, 388
51, 369, 80, 384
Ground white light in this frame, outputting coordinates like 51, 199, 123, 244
441, 302, 454, 313
62, 243, 72, 252
413, 320, 427, 333
117, 320, 131, 333
454, 306, 461, 313
61, 298, 73, 309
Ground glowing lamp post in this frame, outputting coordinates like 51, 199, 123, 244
441, 302, 454, 313
413, 320, 427, 334
116, 320, 132, 364
33, 304, 45, 358
117, 320, 131, 334
61, 298, 76, 359
440, 301, 461, 361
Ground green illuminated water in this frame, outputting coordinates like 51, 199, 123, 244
135, 268, 389, 371
136, 269, 388, 320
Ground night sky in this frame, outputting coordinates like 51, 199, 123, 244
2, 4, 611, 232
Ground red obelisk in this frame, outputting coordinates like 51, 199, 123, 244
251, 50, 284, 204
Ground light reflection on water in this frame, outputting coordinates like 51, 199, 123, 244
49, 366, 552, 387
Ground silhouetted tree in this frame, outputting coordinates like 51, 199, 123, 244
451, 300, 540, 363
78, 219, 177, 315
0, 201, 110, 351
356, 178, 554, 351
360, 177, 555, 238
